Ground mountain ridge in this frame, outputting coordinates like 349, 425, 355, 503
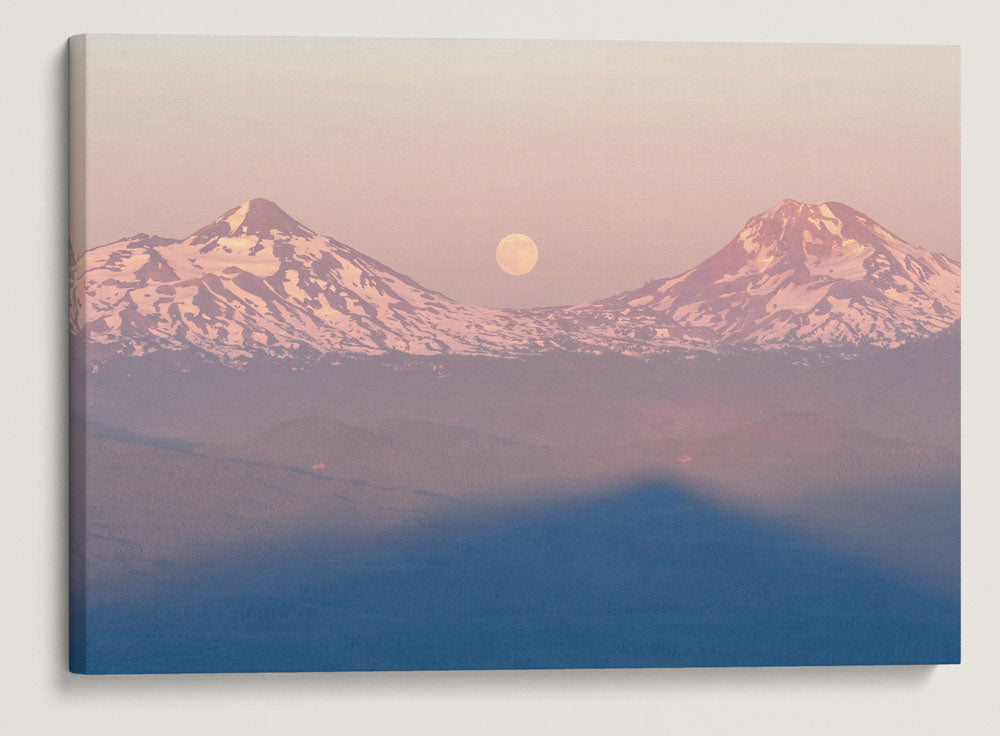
70, 198, 960, 365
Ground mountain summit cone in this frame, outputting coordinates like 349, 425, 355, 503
195, 198, 316, 239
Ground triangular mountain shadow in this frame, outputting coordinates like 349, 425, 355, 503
74, 478, 959, 673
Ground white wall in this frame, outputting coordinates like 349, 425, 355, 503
3, 1, 998, 734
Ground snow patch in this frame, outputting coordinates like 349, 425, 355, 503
224, 202, 250, 234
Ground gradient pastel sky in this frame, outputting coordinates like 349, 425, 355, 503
79, 36, 959, 308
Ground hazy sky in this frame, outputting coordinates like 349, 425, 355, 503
79, 36, 959, 308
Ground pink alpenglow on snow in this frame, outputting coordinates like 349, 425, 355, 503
70, 198, 960, 365
583, 199, 960, 348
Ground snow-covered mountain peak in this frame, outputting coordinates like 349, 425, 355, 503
602, 200, 960, 348
741, 200, 855, 253
194, 198, 316, 240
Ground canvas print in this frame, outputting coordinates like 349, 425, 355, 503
68, 36, 960, 673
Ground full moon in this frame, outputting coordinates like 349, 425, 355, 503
496, 234, 539, 276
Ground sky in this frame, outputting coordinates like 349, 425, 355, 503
78, 36, 959, 308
